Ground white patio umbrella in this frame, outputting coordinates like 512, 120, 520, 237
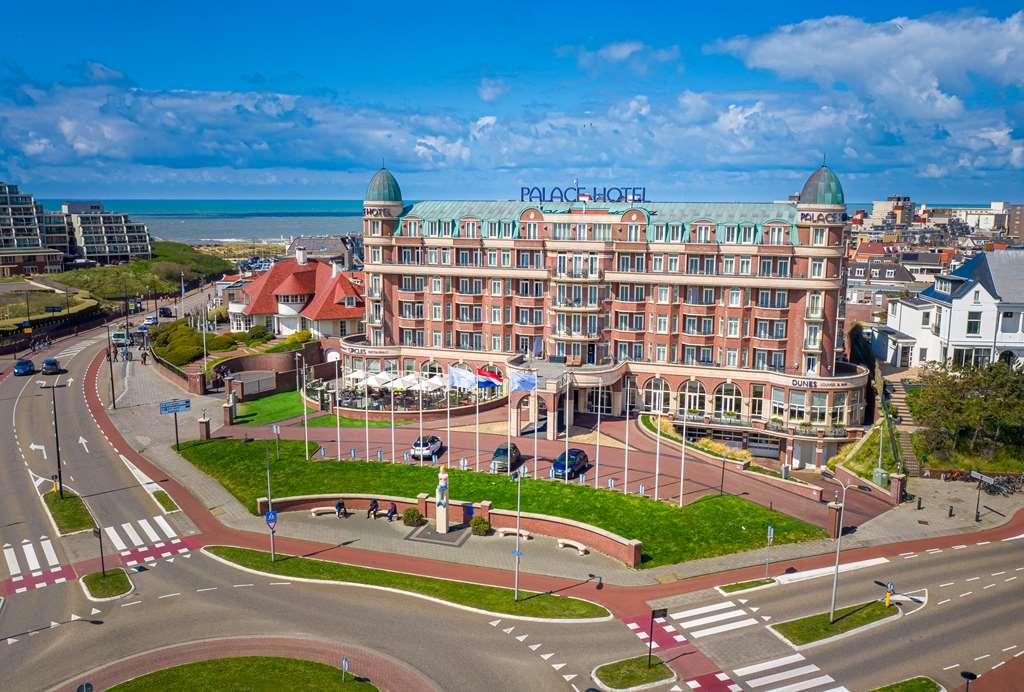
344, 369, 367, 382
386, 373, 422, 390
364, 371, 396, 387
413, 378, 443, 393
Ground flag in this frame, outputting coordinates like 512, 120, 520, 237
448, 366, 476, 390
509, 370, 537, 392
476, 367, 502, 388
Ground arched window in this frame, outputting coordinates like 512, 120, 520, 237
643, 377, 671, 413
678, 381, 706, 415
421, 361, 442, 376
714, 383, 742, 417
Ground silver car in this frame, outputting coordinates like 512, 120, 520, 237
410, 435, 443, 459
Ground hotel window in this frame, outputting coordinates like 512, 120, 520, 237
502, 222, 514, 238
635, 255, 645, 272
805, 355, 818, 374
684, 316, 697, 334
769, 388, 784, 417
701, 317, 713, 335
487, 250, 497, 266
669, 225, 682, 242
701, 256, 714, 275
727, 317, 739, 337
432, 331, 441, 347
501, 251, 512, 267
724, 226, 738, 244
668, 255, 679, 272
655, 345, 667, 362
687, 256, 700, 274
657, 286, 669, 303
777, 257, 790, 277
465, 221, 477, 237
652, 255, 664, 272
773, 320, 787, 339
490, 307, 501, 324
812, 227, 826, 246
441, 249, 450, 264
405, 220, 419, 236
702, 287, 715, 304
694, 225, 711, 243
524, 222, 537, 239
810, 393, 827, 423
750, 385, 765, 419
967, 311, 982, 335
370, 220, 382, 236
741, 225, 754, 243
755, 319, 769, 338
973, 290, 980, 304
627, 224, 642, 241
594, 224, 611, 240
729, 289, 742, 307
725, 348, 738, 367
653, 225, 665, 242
830, 392, 847, 425
771, 351, 785, 371
774, 290, 788, 308
788, 391, 807, 421
739, 256, 751, 275
767, 227, 785, 245
723, 257, 735, 274
486, 222, 499, 237
431, 278, 441, 293
491, 335, 501, 351
656, 315, 668, 333
432, 304, 442, 320
758, 289, 771, 307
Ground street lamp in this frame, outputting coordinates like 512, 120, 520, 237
244, 437, 275, 560
39, 380, 67, 498
511, 469, 524, 601
961, 671, 977, 691
821, 469, 870, 623
104, 322, 116, 409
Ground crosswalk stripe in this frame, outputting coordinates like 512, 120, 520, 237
690, 618, 759, 638
679, 608, 748, 629
22, 542, 40, 572
39, 539, 59, 567
748, 665, 821, 688
153, 515, 177, 538
735, 655, 806, 677
137, 519, 161, 543
105, 527, 128, 552
765, 675, 835, 692
121, 522, 145, 546
670, 601, 735, 620
3, 545, 20, 577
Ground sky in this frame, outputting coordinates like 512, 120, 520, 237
0, 1, 1022, 204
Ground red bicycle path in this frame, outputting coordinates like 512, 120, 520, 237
82, 347, 1024, 616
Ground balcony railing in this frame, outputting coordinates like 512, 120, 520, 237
805, 307, 824, 320
803, 338, 822, 350
553, 268, 602, 280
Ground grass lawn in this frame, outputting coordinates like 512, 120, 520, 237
747, 464, 808, 484
307, 414, 411, 428
178, 438, 827, 568
829, 420, 899, 481
913, 432, 1024, 474
234, 390, 312, 426
871, 677, 941, 692
82, 568, 132, 598
153, 489, 179, 512
720, 577, 775, 593
109, 656, 376, 691
773, 600, 898, 645
43, 489, 96, 534
594, 655, 673, 689
208, 546, 607, 619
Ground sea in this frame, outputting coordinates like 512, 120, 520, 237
40, 199, 366, 245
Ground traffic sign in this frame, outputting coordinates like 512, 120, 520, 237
341, 656, 349, 673
44, 305, 62, 313
887, 580, 895, 592
767, 524, 775, 546
970, 470, 995, 485
21, 320, 30, 327
159, 399, 191, 415
265, 510, 277, 531
512, 549, 522, 556
271, 424, 280, 435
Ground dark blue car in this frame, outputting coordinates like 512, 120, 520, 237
13, 359, 35, 376
552, 448, 589, 479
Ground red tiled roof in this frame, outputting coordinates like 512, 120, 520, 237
243, 259, 314, 315
243, 258, 364, 320
271, 270, 317, 296
301, 268, 364, 321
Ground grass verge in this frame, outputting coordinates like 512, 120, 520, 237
43, 489, 96, 534
720, 577, 775, 593
207, 546, 608, 619
773, 600, 898, 645
235, 390, 312, 426
594, 655, 673, 689
828, 420, 899, 481
307, 414, 412, 428
153, 489, 179, 512
177, 438, 827, 568
871, 677, 941, 692
108, 656, 376, 691
82, 568, 132, 599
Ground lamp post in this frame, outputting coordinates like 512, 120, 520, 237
512, 469, 523, 601
821, 470, 869, 623
678, 414, 688, 507
104, 322, 116, 409
334, 359, 341, 461
245, 437, 275, 560
40, 381, 67, 499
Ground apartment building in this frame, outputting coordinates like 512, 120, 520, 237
63, 202, 152, 263
347, 166, 869, 467
876, 250, 1024, 369
1009, 204, 1024, 244
0, 182, 63, 275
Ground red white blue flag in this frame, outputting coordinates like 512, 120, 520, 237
476, 368, 502, 388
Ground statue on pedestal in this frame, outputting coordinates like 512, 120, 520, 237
435, 464, 450, 534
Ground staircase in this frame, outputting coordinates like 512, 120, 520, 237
887, 379, 921, 476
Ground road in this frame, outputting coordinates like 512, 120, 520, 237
647, 537, 1024, 691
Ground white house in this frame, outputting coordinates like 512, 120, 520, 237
873, 250, 1024, 369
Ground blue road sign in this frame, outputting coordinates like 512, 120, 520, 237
265, 510, 277, 530
159, 399, 191, 415
44, 305, 62, 313
512, 549, 522, 556
341, 656, 349, 673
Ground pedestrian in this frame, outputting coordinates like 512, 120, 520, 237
112, 348, 118, 362
386, 502, 398, 523
141, 351, 148, 365
366, 498, 379, 519
335, 499, 346, 518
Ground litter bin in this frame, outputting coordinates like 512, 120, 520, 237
873, 468, 890, 488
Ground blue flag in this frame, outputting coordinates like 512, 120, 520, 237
509, 370, 538, 392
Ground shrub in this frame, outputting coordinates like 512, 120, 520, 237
206, 333, 237, 352
284, 329, 312, 345
402, 508, 424, 527
695, 437, 753, 463
247, 324, 270, 341
470, 516, 491, 536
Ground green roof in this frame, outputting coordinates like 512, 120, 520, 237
365, 168, 402, 202
799, 166, 845, 206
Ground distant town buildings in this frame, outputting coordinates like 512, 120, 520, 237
0, 181, 153, 276
1008, 204, 1024, 244
285, 234, 363, 269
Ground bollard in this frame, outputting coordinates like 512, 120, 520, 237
607, 478, 615, 490
350, 447, 357, 460
638, 482, 646, 496
948, 504, 954, 518
916, 497, 922, 510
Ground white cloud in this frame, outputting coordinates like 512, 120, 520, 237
566, 41, 681, 74
477, 78, 508, 103
470, 115, 497, 140
80, 61, 129, 84
610, 95, 650, 122
597, 41, 645, 61
676, 90, 713, 123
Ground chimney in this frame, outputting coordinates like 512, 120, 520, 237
331, 261, 338, 278
296, 246, 307, 265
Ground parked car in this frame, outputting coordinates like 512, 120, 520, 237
410, 435, 443, 459
13, 359, 35, 376
552, 448, 589, 479
111, 331, 131, 348
144, 315, 158, 326
41, 358, 61, 375
489, 442, 523, 473
158, 306, 174, 318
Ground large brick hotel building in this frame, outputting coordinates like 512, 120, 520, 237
340, 166, 869, 468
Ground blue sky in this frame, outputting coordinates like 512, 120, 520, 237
1, 1, 1022, 203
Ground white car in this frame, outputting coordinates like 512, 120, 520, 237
410, 435, 443, 459
144, 315, 158, 326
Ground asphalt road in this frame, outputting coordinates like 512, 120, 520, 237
649, 537, 1024, 690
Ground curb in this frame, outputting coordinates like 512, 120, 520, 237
714, 578, 778, 597
767, 599, 903, 651
77, 567, 136, 602
201, 546, 614, 624
589, 655, 678, 692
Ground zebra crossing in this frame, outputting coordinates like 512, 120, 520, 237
54, 337, 97, 363
103, 515, 191, 567
670, 599, 761, 639
2, 537, 75, 594
732, 653, 847, 692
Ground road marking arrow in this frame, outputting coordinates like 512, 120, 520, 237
489, 619, 501, 627
761, 615, 772, 621
28, 443, 47, 460
502, 626, 515, 634
6, 638, 16, 646
528, 643, 542, 651
90, 608, 101, 615
516, 634, 528, 642
49, 621, 59, 629
77, 436, 89, 453
70, 613, 81, 621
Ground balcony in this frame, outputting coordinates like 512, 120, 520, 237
552, 300, 602, 312
513, 294, 546, 308
454, 314, 483, 325
805, 307, 825, 320
710, 413, 749, 427
674, 412, 706, 424
552, 268, 603, 282
803, 339, 823, 351
552, 329, 602, 342
396, 286, 425, 298
453, 292, 484, 304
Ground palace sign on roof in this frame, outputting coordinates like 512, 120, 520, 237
520, 186, 648, 204
799, 211, 847, 224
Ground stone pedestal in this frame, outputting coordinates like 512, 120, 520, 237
435, 500, 449, 534
827, 501, 843, 539
198, 416, 211, 440
223, 402, 235, 426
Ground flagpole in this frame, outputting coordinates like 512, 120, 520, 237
335, 359, 341, 461
418, 379, 424, 467
654, 398, 662, 501
506, 375, 512, 477
623, 382, 631, 493
533, 369, 538, 481
301, 355, 309, 460
678, 415, 688, 507
594, 375, 602, 489
475, 379, 480, 472
390, 379, 396, 463
364, 370, 370, 461
446, 365, 451, 460
563, 374, 569, 485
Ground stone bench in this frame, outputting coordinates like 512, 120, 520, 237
310, 507, 341, 517
557, 538, 588, 555
496, 527, 532, 540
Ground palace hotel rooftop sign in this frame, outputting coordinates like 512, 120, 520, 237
520, 186, 648, 204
